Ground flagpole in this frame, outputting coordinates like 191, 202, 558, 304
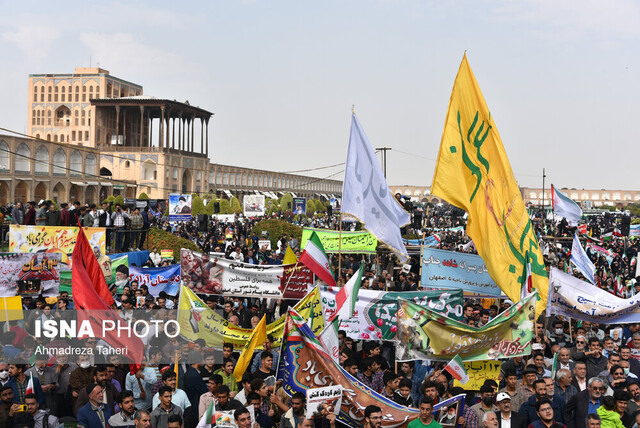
338, 212, 343, 282
282, 261, 300, 290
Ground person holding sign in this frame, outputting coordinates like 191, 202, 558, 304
408, 397, 443, 428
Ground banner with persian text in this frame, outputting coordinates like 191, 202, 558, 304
301, 228, 377, 254
548, 267, 640, 324
9, 225, 106, 266
129, 265, 181, 297
396, 292, 537, 361
177, 285, 324, 350
320, 287, 463, 341
421, 247, 501, 296
0, 253, 62, 297
181, 249, 312, 299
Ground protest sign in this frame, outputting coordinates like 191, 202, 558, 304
169, 193, 192, 222
301, 228, 377, 254
306, 386, 343, 418
452, 360, 502, 390
129, 265, 181, 297
177, 285, 324, 350
421, 247, 500, 296
9, 225, 106, 265
293, 197, 307, 215
396, 292, 537, 361
320, 288, 463, 340
258, 240, 271, 250
548, 267, 640, 324
244, 194, 266, 216
0, 253, 62, 297
181, 249, 312, 299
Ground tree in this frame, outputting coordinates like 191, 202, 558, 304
192, 196, 206, 215
306, 200, 315, 217
114, 195, 125, 207
138, 193, 150, 200
230, 197, 242, 214
220, 199, 231, 214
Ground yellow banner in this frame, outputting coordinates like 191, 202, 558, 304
453, 360, 501, 390
9, 226, 107, 265
0, 296, 23, 322
431, 54, 548, 314
178, 285, 324, 350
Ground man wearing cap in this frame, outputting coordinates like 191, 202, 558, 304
77, 383, 114, 428
496, 392, 526, 428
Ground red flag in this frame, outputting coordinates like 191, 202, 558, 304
72, 225, 143, 373
74, 221, 114, 307
25, 373, 34, 395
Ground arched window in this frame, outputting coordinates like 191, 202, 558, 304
53, 149, 66, 175
35, 146, 49, 175
70, 151, 82, 176
14, 143, 30, 172
0, 140, 10, 172
85, 153, 96, 175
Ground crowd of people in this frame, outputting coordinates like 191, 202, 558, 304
0, 195, 639, 428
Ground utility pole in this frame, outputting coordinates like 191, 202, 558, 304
376, 147, 392, 178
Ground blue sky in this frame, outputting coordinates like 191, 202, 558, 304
1, 0, 639, 190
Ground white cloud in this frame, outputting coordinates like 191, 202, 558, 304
78, 32, 198, 80
2, 25, 61, 60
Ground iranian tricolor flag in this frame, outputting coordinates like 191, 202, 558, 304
328, 264, 363, 323
444, 355, 469, 384
196, 399, 216, 428
521, 250, 533, 301
299, 231, 336, 287
25, 373, 34, 395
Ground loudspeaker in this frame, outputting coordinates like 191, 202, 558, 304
214, 202, 220, 214
287, 202, 292, 210
327, 205, 333, 217
198, 214, 208, 232
621, 215, 631, 237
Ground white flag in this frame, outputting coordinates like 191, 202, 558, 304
342, 114, 410, 262
570, 233, 596, 284
552, 185, 582, 226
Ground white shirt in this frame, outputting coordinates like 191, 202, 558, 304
500, 412, 512, 428
152, 388, 191, 410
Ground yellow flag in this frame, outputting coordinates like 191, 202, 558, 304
233, 314, 267, 382
432, 54, 548, 314
0, 296, 23, 322
283, 246, 298, 265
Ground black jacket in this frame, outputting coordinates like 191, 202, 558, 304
497, 411, 528, 428
562, 389, 597, 428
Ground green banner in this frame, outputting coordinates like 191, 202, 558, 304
301, 228, 377, 254
396, 292, 537, 361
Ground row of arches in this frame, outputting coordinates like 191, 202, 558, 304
0, 141, 96, 176
32, 105, 91, 127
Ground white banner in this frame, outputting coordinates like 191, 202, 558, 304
181, 249, 311, 298
548, 267, 640, 324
